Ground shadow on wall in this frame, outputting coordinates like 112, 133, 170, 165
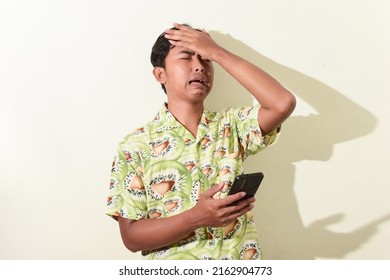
207, 31, 389, 259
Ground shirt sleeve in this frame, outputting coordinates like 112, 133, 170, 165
232, 104, 281, 158
105, 140, 148, 220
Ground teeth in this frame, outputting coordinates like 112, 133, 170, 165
190, 79, 206, 85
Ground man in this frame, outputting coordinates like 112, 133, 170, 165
106, 23, 296, 260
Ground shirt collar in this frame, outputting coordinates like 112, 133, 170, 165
152, 103, 211, 140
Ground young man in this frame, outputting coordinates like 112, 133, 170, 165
106, 23, 296, 260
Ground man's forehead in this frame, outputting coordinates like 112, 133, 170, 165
169, 45, 194, 54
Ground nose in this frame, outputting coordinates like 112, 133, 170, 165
194, 55, 205, 72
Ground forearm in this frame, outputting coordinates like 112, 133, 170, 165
213, 47, 289, 106
213, 48, 296, 133
118, 183, 254, 253
118, 208, 200, 252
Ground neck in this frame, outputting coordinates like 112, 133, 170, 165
166, 100, 204, 137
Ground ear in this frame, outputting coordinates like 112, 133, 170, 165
152, 67, 166, 84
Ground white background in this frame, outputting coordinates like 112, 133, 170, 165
1, 0, 389, 259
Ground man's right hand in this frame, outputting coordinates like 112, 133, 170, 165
188, 182, 255, 228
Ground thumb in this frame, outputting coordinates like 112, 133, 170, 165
203, 182, 224, 198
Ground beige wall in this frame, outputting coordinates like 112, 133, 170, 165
1, 0, 389, 259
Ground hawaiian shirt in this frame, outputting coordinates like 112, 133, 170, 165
106, 103, 280, 260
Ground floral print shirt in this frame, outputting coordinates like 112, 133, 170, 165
106, 103, 279, 259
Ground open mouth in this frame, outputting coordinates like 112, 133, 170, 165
189, 79, 207, 86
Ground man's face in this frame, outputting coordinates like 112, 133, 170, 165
160, 45, 214, 102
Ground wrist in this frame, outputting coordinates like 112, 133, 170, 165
211, 46, 230, 64
183, 206, 203, 231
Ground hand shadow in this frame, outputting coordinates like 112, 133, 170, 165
206, 31, 388, 259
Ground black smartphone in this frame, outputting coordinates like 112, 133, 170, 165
228, 172, 264, 200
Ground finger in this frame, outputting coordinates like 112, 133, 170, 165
164, 36, 185, 48
165, 25, 199, 38
164, 29, 181, 36
232, 196, 256, 207
226, 197, 256, 214
228, 202, 255, 220
164, 32, 194, 44
224, 192, 246, 206
167, 39, 188, 49
172, 22, 192, 31
226, 197, 254, 213
165, 23, 190, 35
203, 182, 224, 198
172, 22, 182, 29
236, 203, 255, 217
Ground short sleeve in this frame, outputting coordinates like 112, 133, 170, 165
233, 104, 280, 158
105, 141, 148, 220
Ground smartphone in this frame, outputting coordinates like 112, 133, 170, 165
228, 172, 264, 200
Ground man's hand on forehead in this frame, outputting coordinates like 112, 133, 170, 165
164, 23, 222, 62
